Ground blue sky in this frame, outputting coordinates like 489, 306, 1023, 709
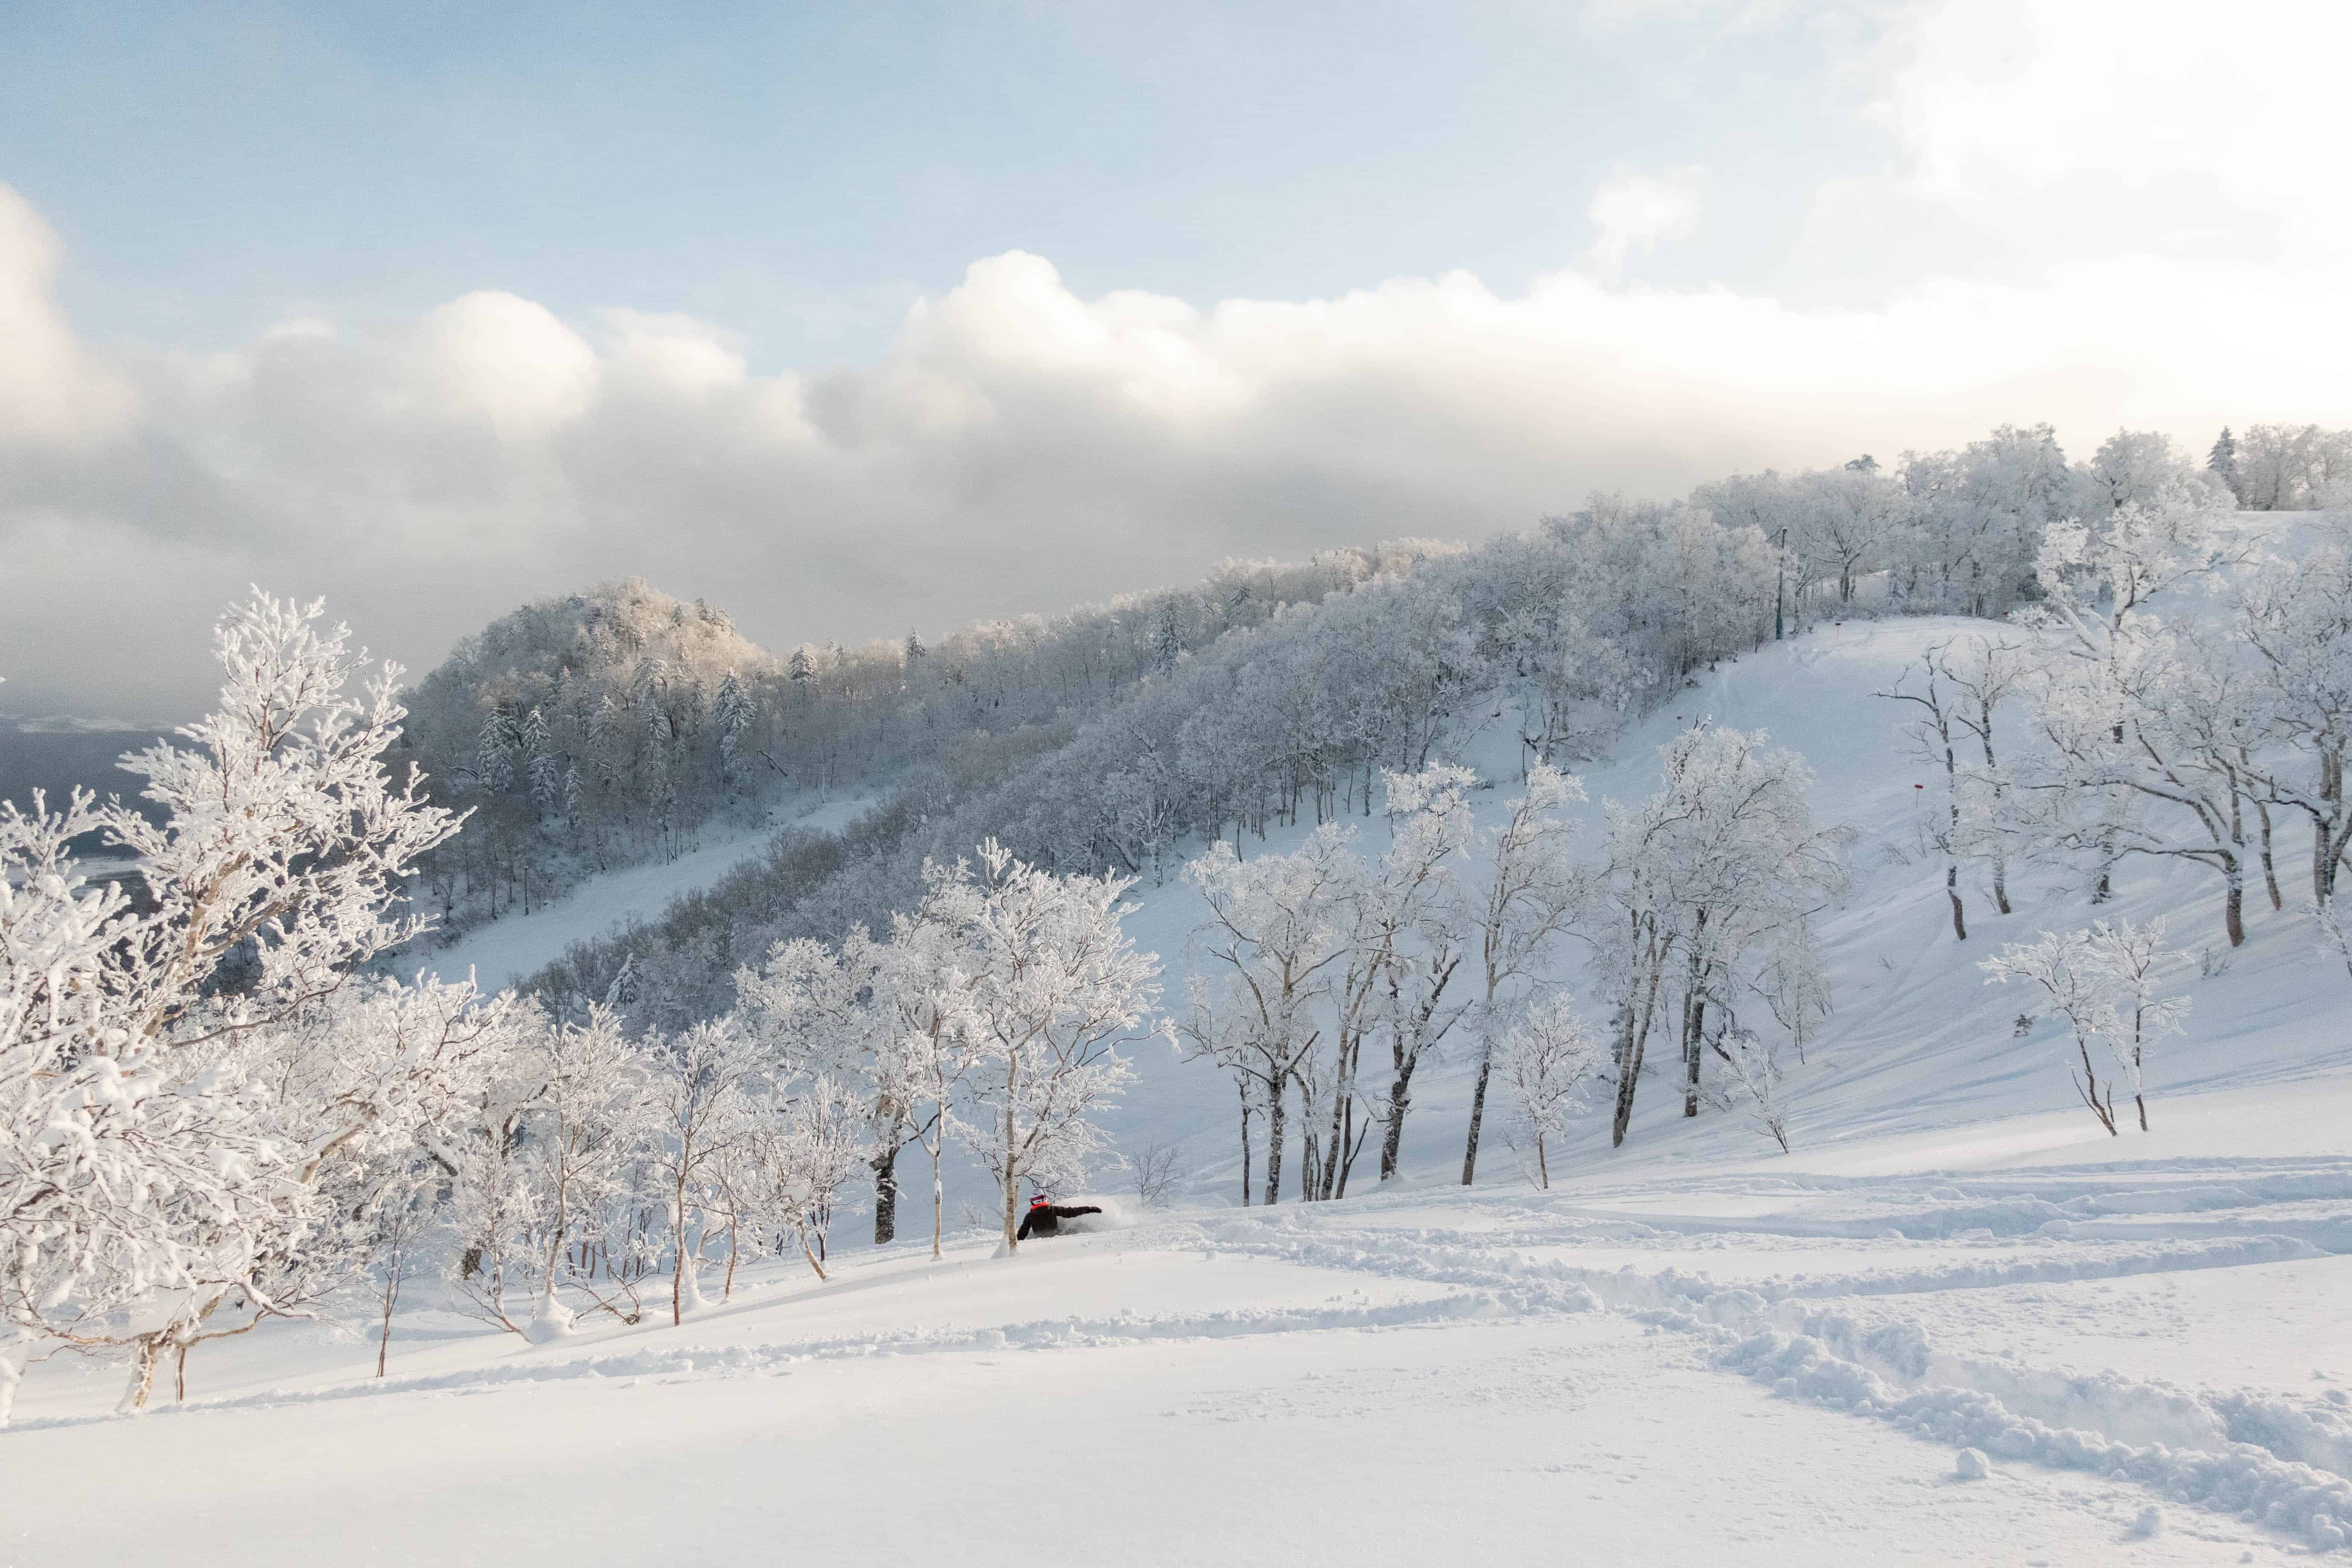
3, 0, 2348, 717
4, 3, 1872, 362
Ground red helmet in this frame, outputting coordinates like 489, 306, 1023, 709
1029, 1194, 1050, 1207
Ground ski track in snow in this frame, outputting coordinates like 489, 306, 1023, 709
1148, 1157, 2352, 1553
29, 1152, 2352, 1553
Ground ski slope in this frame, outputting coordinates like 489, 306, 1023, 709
10, 515, 2352, 1563
413, 791, 875, 994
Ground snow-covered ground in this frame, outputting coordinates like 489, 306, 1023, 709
12, 519, 2352, 1562
414, 792, 874, 992
9, 1106, 2348, 1563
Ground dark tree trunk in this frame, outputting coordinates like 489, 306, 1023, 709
1460, 1042, 1493, 1185
1264, 1079, 1287, 1206
872, 1145, 899, 1246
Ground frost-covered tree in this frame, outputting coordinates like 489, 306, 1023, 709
477, 710, 518, 794
644, 1018, 754, 1321
2208, 426, 2242, 502
952, 842, 1159, 1251
1497, 993, 1602, 1188
1722, 1027, 1793, 1153
1183, 825, 1357, 1204
2030, 482, 2266, 938
2238, 542, 2352, 907
730, 1074, 871, 1280
1588, 726, 1848, 1146
735, 930, 919, 1245
3, 591, 470, 1418
714, 671, 755, 794
1880, 647, 1976, 940
1363, 766, 1479, 1186
1981, 918, 2188, 1133
1942, 636, 2032, 916
2237, 424, 2352, 511
1893, 424, 2072, 617
516, 1005, 651, 1335
2084, 429, 2223, 517
1456, 763, 1586, 1184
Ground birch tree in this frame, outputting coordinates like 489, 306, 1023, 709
1182, 825, 1356, 1204
1497, 993, 1602, 1188
953, 842, 1160, 1252
1457, 763, 1586, 1183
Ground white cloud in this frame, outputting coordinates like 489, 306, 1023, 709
0, 187, 136, 446
6, 0, 2352, 714
1587, 167, 1704, 282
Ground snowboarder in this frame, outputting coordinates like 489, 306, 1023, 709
1015, 1194, 1101, 1240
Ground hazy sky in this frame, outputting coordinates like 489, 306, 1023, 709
4, 0, 2349, 718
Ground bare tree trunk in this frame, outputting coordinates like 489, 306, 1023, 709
1264, 1076, 1288, 1205
1611, 950, 1666, 1148
872, 1146, 899, 1246
1947, 861, 1967, 940
119, 1335, 164, 1414
2256, 796, 2282, 911
2225, 858, 2246, 948
931, 1103, 946, 1261
1237, 1083, 1254, 1207
2073, 1035, 2118, 1136
1001, 1100, 1021, 1252
1379, 1065, 1413, 1182
1681, 993, 1706, 1118
1459, 1040, 1493, 1186
378, 1279, 396, 1378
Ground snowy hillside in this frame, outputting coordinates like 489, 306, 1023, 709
13, 513, 2352, 1565
1110, 599, 2352, 1207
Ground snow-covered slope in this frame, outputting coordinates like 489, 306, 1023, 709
1112, 596, 2345, 1207
10, 1111, 2351, 1563
13, 516, 2352, 1563
413, 792, 873, 993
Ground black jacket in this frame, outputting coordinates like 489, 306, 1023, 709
1015, 1204, 1100, 1240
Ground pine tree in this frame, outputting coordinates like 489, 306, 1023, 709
713, 671, 755, 791
476, 711, 518, 793
521, 707, 560, 812
1152, 600, 1182, 675
2207, 426, 2241, 502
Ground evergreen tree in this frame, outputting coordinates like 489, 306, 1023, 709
476, 711, 518, 793
1152, 600, 1182, 676
714, 671, 755, 791
2208, 426, 2241, 502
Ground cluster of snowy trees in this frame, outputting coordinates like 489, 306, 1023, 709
1178, 729, 1849, 1200
402, 554, 1436, 932
521, 421, 2183, 1040
1882, 482, 2352, 958
2207, 424, 2352, 512
0, 592, 1160, 1423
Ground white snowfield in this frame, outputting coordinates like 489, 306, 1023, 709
7, 1114, 2350, 1565
15, 522, 2352, 1564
